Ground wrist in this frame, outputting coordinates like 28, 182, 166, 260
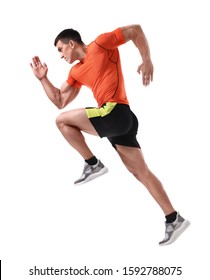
39, 76, 47, 82
142, 56, 152, 63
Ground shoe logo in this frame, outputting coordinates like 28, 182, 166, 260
166, 225, 174, 232
85, 168, 93, 174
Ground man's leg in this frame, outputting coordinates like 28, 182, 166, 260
115, 145, 175, 215
56, 108, 98, 159
115, 144, 191, 245
55, 108, 108, 184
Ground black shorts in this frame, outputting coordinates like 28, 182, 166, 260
86, 102, 140, 148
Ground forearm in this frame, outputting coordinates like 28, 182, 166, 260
30, 56, 78, 107
40, 77, 62, 108
132, 25, 151, 62
122, 24, 152, 62
40, 77, 79, 109
121, 24, 153, 85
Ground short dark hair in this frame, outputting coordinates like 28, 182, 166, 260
54, 28, 84, 46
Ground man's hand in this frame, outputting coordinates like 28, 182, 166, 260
30, 56, 48, 80
137, 59, 154, 86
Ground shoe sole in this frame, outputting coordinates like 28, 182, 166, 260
74, 167, 109, 186
159, 220, 191, 246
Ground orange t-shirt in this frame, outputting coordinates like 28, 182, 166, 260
66, 28, 129, 107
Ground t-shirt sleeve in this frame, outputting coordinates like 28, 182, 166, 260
66, 71, 82, 89
95, 28, 126, 49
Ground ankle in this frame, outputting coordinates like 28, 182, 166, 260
85, 156, 98, 165
165, 211, 178, 223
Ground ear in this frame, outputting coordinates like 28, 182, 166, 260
68, 40, 75, 48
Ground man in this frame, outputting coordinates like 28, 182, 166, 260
30, 24, 190, 245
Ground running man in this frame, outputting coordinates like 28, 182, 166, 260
30, 24, 190, 245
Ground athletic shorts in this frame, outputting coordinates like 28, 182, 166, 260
85, 102, 141, 148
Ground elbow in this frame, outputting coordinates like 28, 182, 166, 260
57, 103, 66, 110
57, 105, 63, 110
52, 99, 66, 110
133, 24, 142, 34
135, 24, 141, 29
54, 92, 66, 109
125, 24, 143, 41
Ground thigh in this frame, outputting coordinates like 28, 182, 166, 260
57, 108, 99, 136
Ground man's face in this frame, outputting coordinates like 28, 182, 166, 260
56, 40, 76, 64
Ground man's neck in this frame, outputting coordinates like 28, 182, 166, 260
77, 44, 88, 62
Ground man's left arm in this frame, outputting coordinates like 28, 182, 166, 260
120, 24, 154, 86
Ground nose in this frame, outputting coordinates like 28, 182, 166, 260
60, 53, 64, 59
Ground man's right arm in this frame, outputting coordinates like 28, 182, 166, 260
40, 77, 80, 109
30, 56, 80, 109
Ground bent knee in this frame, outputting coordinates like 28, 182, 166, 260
55, 113, 66, 129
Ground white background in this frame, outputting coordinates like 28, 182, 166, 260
0, 0, 209, 279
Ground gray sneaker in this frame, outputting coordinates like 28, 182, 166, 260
159, 213, 190, 246
74, 160, 108, 185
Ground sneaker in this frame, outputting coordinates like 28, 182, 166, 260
74, 160, 108, 185
159, 213, 190, 246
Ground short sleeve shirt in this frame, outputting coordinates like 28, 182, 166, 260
67, 28, 129, 107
